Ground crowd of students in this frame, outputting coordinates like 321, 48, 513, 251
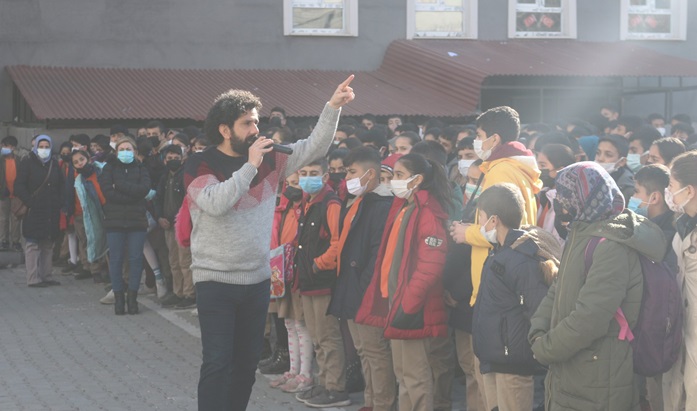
2, 101, 697, 411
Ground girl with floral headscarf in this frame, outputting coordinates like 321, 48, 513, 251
528, 162, 666, 411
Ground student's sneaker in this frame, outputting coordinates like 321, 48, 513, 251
190, 308, 198, 317
295, 385, 326, 404
12, 242, 22, 252
74, 269, 92, 280
62, 262, 78, 275
280, 374, 313, 393
100, 290, 115, 304
304, 389, 351, 408
270, 372, 295, 389
139, 284, 156, 296
155, 277, 167, 299
175, 297, 196, 310
160, 294, 181, 308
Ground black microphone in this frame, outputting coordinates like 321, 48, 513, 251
272, 144, 293, 155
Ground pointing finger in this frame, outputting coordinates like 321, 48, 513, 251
338, 74, 355, 90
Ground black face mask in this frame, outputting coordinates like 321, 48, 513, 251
166, 159, 182, 172
540, 169, 555, 188
61, 154, 71, 162
283, 186, 303, 202
553, 199, 574, 240
329, 172, 347, 184
76, 164, 94, 176
148, 136, 161, 149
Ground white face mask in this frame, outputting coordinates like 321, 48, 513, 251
626, 153, 643, 173
473, 137, 493, 161
480, 216, 498, 244
596, 161, 617, 174
391, 175, 419, 199
37, 148, 51, 160
346, 170, 370, 197
665, 186, 691, 214
656, 127, 666, 136
110, 141, 117, 149
458, 159, 476, 177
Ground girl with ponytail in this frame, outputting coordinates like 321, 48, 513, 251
355, 152, 450, 411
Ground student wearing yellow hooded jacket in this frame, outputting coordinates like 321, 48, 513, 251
450, 106, 541, 411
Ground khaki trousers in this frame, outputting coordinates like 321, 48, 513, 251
392, 338, 435, 411
73, 216, 103, 275
25, 239, 54, 285
164, 228, 194, 298
347, 320, 396, 411
481, 372, 533, 411
454, 330, 486, 411
0, 198, 21, 243
474, 355, 496, 411
302, 294, 346, 391
429, 335, 455, 411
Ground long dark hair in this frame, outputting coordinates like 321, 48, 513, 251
397, 153, 452, 211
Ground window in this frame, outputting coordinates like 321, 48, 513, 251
620, 0, 687, 41
508, 0, 577, 39
283, 0, 358, 36
407, 0, 478, 39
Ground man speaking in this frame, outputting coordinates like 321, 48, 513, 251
184, 76, 355, 411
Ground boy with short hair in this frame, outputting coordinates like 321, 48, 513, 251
472, 183, 561, 411
328, 147, 395, 411
0, 136, 21, 250
156, 144, 194, 308
294, 158, 350, 408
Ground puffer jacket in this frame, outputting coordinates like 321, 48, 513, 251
473, 228, 557, 376
355, 190, 449, 340
15, 153, 63, 241
98, 157, 151, 232
327, 190, 393, 320
529, 210, 666, 411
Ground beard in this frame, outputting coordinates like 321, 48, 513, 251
230, 132, 257, 156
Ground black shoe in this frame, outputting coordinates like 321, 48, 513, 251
175, 297, 196, 309
44, 280, 61, 286
62, 262, 78, 274
28, 282, 49, 288
258, 348, 289, 375
160, 294, 181, 307
127, 289, 139, 315
74, 269, 92, 280
114, 291, 126, 315
12, 242, 22, 252
258, 339, 273, 366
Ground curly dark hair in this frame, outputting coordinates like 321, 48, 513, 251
204, 90, 262, 145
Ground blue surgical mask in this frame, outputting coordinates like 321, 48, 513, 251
117, 150, 135, 164
627, 196, 648, 217
299, 176, 324, 194
465, 183, 479, 200
626, 153, 643, 173
1, 148, 12, 156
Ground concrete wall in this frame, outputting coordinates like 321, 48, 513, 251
1, 0, 696, 123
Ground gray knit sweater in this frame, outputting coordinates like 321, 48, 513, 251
185, 103, 340, 285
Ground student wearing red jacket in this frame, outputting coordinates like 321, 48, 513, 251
356, 153, 450, 411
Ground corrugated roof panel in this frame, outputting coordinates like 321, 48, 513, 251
8, 40, 697, 121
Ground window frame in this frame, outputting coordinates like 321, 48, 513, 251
406, 0, 478, 40
508, 0, 577, 39
620, 0, 687, 41
283, 0, 358, 37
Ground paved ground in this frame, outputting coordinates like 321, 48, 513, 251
0, 265, 376, 411
0, 264, 476, 411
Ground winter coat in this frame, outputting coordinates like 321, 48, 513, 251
472, 229, 556, 376
14, 153, 63, 241
528, 210, 666, 411
295, 185, 340, 295
327, 190, 393, 320
663, 213, 697, 411
154, 167, 186, 223
98, 158, 151, 232
465, 142, 542, 305
355, 190, 449, 340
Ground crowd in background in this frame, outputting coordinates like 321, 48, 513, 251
1, 99, 696, 411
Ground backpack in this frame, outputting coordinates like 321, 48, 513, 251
584, 237, 683, 377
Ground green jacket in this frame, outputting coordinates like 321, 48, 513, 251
529, 210, 666, 411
